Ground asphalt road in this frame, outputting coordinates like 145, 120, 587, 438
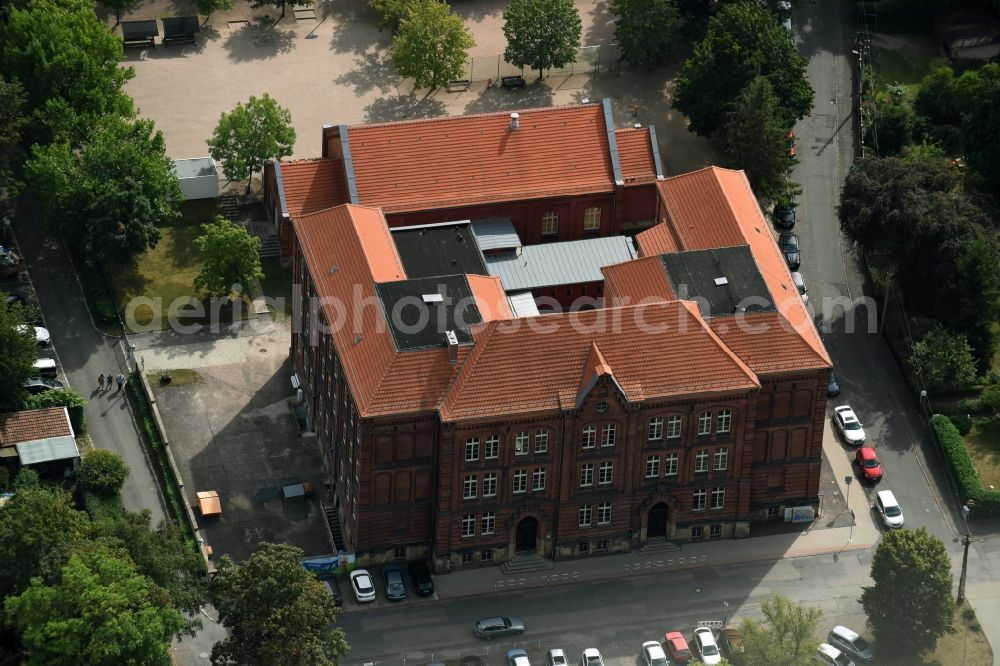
12, 201, 167, 525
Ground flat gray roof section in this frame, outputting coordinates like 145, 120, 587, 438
391, 221, 489, 279
172, 157, 217, 179
472, 218, 521, 252
659, 245, 774, 318
507, 291, 540, 317
486, 236, 637, 291
17, 436, 79, 465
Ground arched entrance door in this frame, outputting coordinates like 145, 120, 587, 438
648, 503, 669, 539
515, 517, 539, 554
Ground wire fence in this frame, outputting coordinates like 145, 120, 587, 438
458, 43, 622, 83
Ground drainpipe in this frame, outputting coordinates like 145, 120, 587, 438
550, 411, 566, 561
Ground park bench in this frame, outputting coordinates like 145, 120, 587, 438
162, 16, 200, 45
447, 79, 471, 92
121, 19, 158, 48
501, 75, 526, 89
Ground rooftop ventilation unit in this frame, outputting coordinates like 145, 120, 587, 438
714, 277, 729, 286
446, 330, 460, 365
422, 293, 444, 303
510, 112, 520, 130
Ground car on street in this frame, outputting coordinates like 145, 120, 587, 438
719, 627, 744, 659
408, 559, 434, 596
545, 649, 567, 666
791, 271, 809, 305
814, 642, 855, 666
827, 626, 874, 663
4, 292, 26, 307
24, 377, 64, 394
827, 372, 841, 397
320, 577, 342, 607
773, 203, 796, 229
855, 446, 883, 483
461, 657, 485, 666
33, 358, 58, 378
350, 569, 376, 603
833, 406, 866, 445
383, 564, 406, 601
693, 627, 721, 665
778, 0, 792, 30
875, 489, 904, 528
507, 649, 531, 666
474, 616, 525, 639
664, 631, 692, 662
580, 648, 604, 666
17, 324, 50, 346
779, 232, 801, 270
641, 641, 668, 666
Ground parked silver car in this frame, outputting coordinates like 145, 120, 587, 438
827, 626, 874, 663
474, 616, 524, 639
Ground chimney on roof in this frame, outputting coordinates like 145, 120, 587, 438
446, 330, 460, 365
510, 113, 520, 130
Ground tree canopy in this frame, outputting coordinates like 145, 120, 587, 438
193, 217, 264, 297
247, 0, 314, 18
390, 0, 474, 90
207, 94, 296, 194
909, 325, 978, 391
194, 0, 235, 17
503, 0, 582, 80
739, 594, 822, 665
861, 527, 953, 656
0, 299, 38, 412
369, 0, 417, 32
963, 69, 1000, 203
27, 114, 182, 263
0, 77, 27, 214
673, 0, 813, 137
610, 0, 679, 70
211, 542, 349, 666
726, 76, 798, 201
77, 449, 130, 497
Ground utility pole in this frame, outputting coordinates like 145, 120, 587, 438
844, 476, 854, 542
958, 502, 973, 604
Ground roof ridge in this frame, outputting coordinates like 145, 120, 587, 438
347, 101, 603, 131
677, 300, 760, 388
438, 320, 503, 420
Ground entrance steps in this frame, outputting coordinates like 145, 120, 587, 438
501, 554, 554, 575
637, 537, 681, 555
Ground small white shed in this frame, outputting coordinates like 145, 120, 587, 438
172, 157, 219, 200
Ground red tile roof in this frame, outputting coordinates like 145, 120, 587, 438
656, 168, 749, 251
466, 274, 515, 322
601, 255, 674, 305
346, 104, 621, 213
279, 159, 349, 216
635, 223, 681, 256
616, 128, 658, 185
0, 407, 73, 446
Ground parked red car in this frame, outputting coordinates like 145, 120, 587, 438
855, 446, 883, 482
664, 631, 692, 663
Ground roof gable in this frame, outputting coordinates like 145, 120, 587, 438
278, 159, 350, 217
0, 407, 73, 446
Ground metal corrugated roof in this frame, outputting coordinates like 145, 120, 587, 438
16, 436, 79, 465
507, 291, 540, 317
486, 237, 637, 291
472, 218, 521, 251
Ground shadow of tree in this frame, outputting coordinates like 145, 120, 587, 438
333, 52, 402, 96
584, 0, 616, 46
446, 0, 507, 23
462, 83, 556, 115
327, 0, 388, 55
363, 93, 448, 124
223, 19, 296, 62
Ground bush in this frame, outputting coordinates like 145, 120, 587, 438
76, 449, 129, 496
80, 489, 125, 521
981, 385, 1000, 415
909, 326, 978, 392
931, 414, 1000, 518
80, 259, 118, 323
23, 387, 86, 433
950, 413, 973, 435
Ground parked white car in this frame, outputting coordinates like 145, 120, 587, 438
580, 649, 604, 666
545, 649, 567, 666
875, 490, 904, 528
641, 641, 668, 666
350, 569, 376, 602
693, 627, 722, 665
814, 642, 855, 666
833, 406, 866, 446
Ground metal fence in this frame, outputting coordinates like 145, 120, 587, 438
459, 43, 622, 82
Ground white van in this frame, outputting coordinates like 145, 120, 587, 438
32, 358, 58, 378
791, 271, 809, 306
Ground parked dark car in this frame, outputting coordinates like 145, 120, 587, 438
320, 577, 343, 607
474, 616, 525, 639
4, 292, 26, 307
779, 232, 801, 270
827, 372, 841, 397
383, 564, 406, 601
24, 377, 64, 394
408, 559, 434, 596
773, 203, 796, 229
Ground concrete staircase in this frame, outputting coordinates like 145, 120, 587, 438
501, 554, 554, 575
637, 537, 681, 555
247, 220, 279, 258
321, 500, 344, 553
218, 195, 240, 220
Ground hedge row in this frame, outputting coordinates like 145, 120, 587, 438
931, 414, 1000, 518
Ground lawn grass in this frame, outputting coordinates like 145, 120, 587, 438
964, 420, 1000, 489
145, 369, 202, 387
259, 256, 293, 318
881, 603, 992, 665
870, 33, 947, 96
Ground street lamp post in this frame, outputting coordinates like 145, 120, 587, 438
957, 503, 973, 604
723, 601, 729, 628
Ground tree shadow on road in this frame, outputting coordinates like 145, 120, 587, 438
462, 83, 555, 115
333, 52, 402, 96
326, 0, 387, 55
363, 93, 447, 124
223, 18, 296, 62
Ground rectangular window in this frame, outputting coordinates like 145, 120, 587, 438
483, 472, 497, 497
582, 425, 596, 449
717, 409, 732, 433
515, 432, 530, 456
541, 211, 559, 235
481, 512, 495, 535
512, 470, 527, 494
465, 437, 479, 462
645, 455, 660, 478
532, 468, 546, 491
596, 539, 609, 552
691, 525, 704, 540
664, 452, 679, 476
579, 505, 592, 527
599, 461, 614, 485
648, 417, 663, 441
481, 549, 494, 562
666, 415, 682, 439
534, 430, 548, 454
766, 506, 781, 520
463, 475, 477, 500
712, 486, 726, 509
601, 424, 616, 447
714, 448, 729, 471
461, 551, 474, 564
461, 514, 475, 537
695, 449, 709, 473
394, 546, 405, 559
485, 435, 500, 459
693, 488, 707, 511
580, 463, 594, 487
698, 412, 712, 435
578, 541, 591, 554
583, 206, 601, 231
597, 502, 612, 525
710, 524, 722, 539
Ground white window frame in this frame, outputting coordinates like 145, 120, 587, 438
483, 472, 497, 498
534, 430, 548, 454
693, 488, 707, 511
666, 415, 682, 439
714, 447, 729, 471
461, 514, 475, 537
481, 511, 495, 535
712, 486, 726, 509
579, 505, 592, 527
582, 425, 596, 449
599, 461, 614, 485
580, 463, 594, 487
463, 475, 477, 500
465, 437, 479, 462
710, 524, 722, 538
601, 424, 616, 447
532, 467, 546, 491
664, 452, 679, 476
485, 435, 500, 459
695, 449, 709, 473
541, 210, 559, 235
597, 502, 612, 525
698, 411, 712, 436
645, 455, 660, 478
648, 417, 663, 441
515, 431, 530, 456
717, 409, 732, 433
583, 206, 601, 231
512, 469, 527, 494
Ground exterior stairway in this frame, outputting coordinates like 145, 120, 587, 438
501, 554, 554, 575
637, 537, 681, 555
321, 500, 344, 553
247, 220, 279, 258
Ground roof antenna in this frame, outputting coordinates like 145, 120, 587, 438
510, 113, 520, 130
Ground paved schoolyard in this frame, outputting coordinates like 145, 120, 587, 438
116, 0, 722, 174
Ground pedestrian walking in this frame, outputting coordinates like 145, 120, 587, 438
98, 374, 105, 391
115, 373, 125, 393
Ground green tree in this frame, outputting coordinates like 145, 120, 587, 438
5, 547, 185, 666
247, 0, 314, 18
193, 217, 264, 296
908, 325, 978, 391
27, 115, 182, 263
0, 77, 27, 215
211, 542, 349, 666
23, 387, 87, 433
390, 0, 474, 90
870, 97, 914, 156
861, 527, 953, 656
738, 595, 821, 665
207, 94, 296, 195
963, 71, 1000, 202
77, 449, 130, 496
673, 0, 813, 136
369, 0, 417, 32
933, 238, 1000, 367
100, 0, 140, 23
503, 0, 582, 81
726, 76, 798, 201
194, 0, 235, 18
610, 0, 679, 70
0, 0, 134, 146
0, 299, 38, 412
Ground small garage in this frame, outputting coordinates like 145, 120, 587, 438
172, 157, 219, 201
